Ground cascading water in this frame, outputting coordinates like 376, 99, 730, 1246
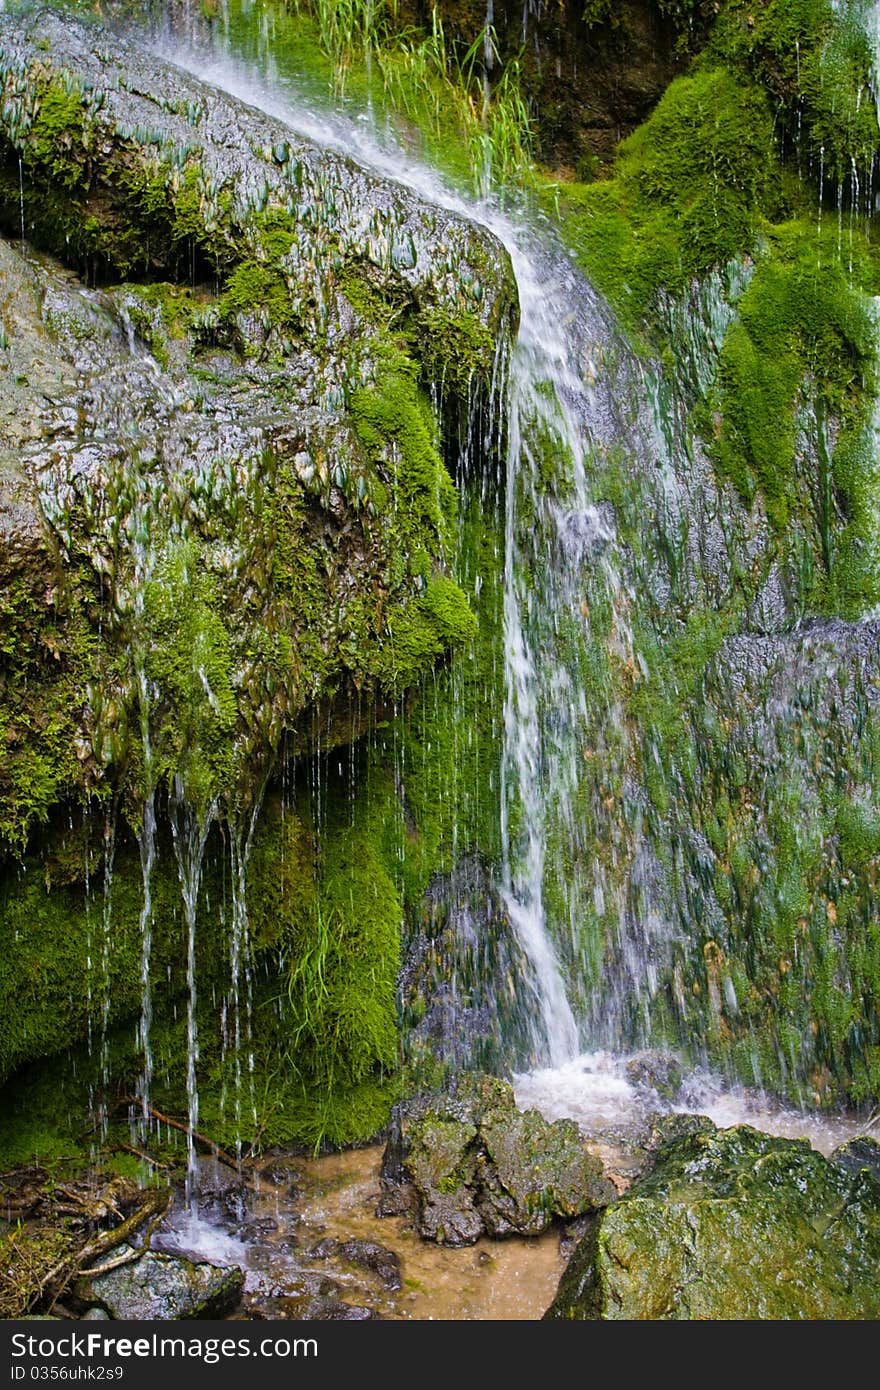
162, 36, 644, 1080
5, 1, 873, 1198
158, 13, 880, 1149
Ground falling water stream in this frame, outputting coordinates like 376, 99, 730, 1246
168, 779, 218, 1207
153, 21, 877, 1164
2, 0, 879, 1325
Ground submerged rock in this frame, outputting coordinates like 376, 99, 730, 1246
379, 1072, 616, 1245
546, 1121, 880, 1320
624, 1050, 683, 1101
79, 1246, 244, 1320
307, 1237, 402, 1291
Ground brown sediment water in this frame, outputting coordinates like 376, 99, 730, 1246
270, 1145, 568, 1320
155, 1144, 570, 1320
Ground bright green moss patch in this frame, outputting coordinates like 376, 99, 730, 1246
708, 0, 880, 185
703, 222, 877, 534
549, 65, 778, 334
0, 790, 404, 1157
139, 541, 237, 813
546, 3, 880, 612
0, 801, 308, 1087
830, 417, 880, 617
350, 350, 457, 550
0, 570, 97, 853
25, 79, 91, 188
837, 796, 880, 870
375, 574, 478, 691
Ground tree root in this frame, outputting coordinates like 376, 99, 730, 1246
0, 1182, 171, 1318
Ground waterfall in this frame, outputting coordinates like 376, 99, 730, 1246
227, 788, 268, 1156
162, 34, 658, 1075
498, 250, 612, 1068
21, 0, 869, 1156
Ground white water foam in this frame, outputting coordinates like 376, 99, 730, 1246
514, 1051, 877, 1156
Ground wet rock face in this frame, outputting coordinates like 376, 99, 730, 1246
399, 855, 538, 1079
546, 1120, 880, 1320
79, 1247, 244, 1320
0, 9, 515, 354
624, 1050, 682, 1102
830, 1136, 880, 1185
379, 1072, 617, 1245
0, 8, 517, 852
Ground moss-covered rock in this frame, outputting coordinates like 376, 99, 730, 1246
0, 6, 518, 1153
0, 8, 517, 842
546, 1119, 880, 1319
379, 1073, 616, 1244
78, 1247, 244, 1320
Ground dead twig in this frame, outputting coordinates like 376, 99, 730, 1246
114, 1098, 238, 1170
112, 1143, 174, 1171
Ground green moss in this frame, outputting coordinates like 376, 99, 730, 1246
837, 797, 880, 870
374, 574, 478, 691
350, 349, 457, 548
220, 257, 284, 319
550, 1123, 880, 1320
0, 798, 314, 1086
708, 0, 880, 185
25, 79, 91, 188
0, 787, 402, 1158
0, 570, 98, 854
137, 541, 237, 813
704, 223, 876, 534
539, 3, 880, 600
548, 65, 778, 334
830, 420, 880, 618
416, 305, 498, 400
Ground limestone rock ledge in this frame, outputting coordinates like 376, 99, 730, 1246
0, 8, 518, 845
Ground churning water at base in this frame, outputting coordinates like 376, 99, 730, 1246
513, 1052, 877, 1157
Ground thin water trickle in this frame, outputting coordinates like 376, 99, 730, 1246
17, 154, 24, 248
228, 788, 268, 1155
169, 777, 218, 1208
135, 785, 157, 1132
96, 810, 117, 1138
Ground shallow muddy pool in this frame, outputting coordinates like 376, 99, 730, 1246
153, 1144, 568, 1321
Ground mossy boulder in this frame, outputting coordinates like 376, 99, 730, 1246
77, 1246, 244, 1320
0, 9, 515, 357
379, 1072, 616, 1244
546, 1119, 880, 1320
830, 1136, 880, 1185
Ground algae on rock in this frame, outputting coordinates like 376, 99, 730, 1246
0, 8, 517, 1152
546, 1118, 880, 1319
